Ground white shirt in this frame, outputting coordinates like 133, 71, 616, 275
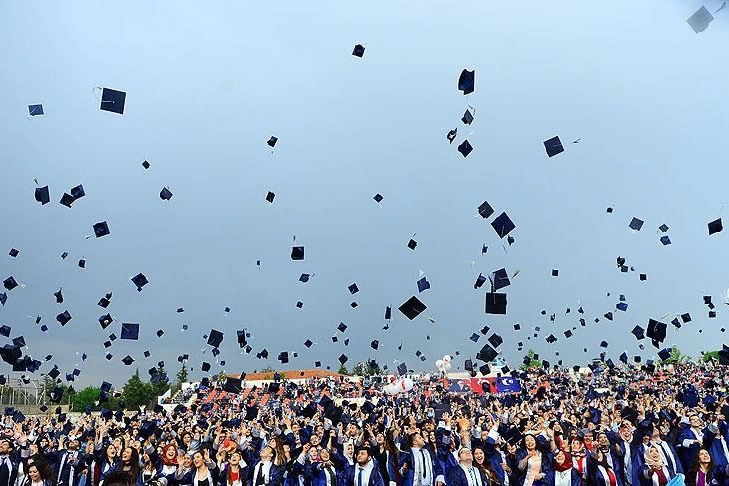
459, 464, 481, 486
554, 468, 573, 486
411, 447, 432, 486
254, 461, 273, 485
355, 460, 375, 486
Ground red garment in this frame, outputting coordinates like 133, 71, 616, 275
606, 468, 617, 486
553, 451, 573, 472
654, 468, 668, 486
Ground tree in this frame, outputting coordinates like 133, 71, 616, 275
176, 363, 189, 385
72, 386, 101, 411
122, 370, 154, 409
703, 351, 720, 363
519, 350, 541, 370
337, 365, 350, 375
150, 367, 170, 397
352, 361, 378, 377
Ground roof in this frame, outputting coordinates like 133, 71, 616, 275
229, 369, 342, 381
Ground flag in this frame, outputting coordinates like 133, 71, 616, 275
495, 376, 522, 393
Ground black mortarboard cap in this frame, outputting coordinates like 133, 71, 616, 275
658, 348, 671, 361
278, 351, 289, 364
373, 193, 383, 203
8, 249, 18, 258
469, 333, 480, 343
93, 221, 110, 238
267, 136, 278, 147
629, 217, 644, 231
131, 273, 148, 291
78, 258, 85, 268
121, 323, 140, 340
348, 283, 359, 294
709, 218, 723, 235
447, 129, 457, 143
56, 310, 72, 326
397, 362, 407, 376
142, 160, 150, 169
100, 87, 126, 114
461, 109, 474, 125
631, 325, 645, 340
3, 277, 18, 291
352, 44, 365, 57
476, 343, 497, 362
0, 293, 5, 306
296, 301, 303, 308
474, 273, 487, 289
35, 186, 50, 205
0, 326, 9, 338
457, 140, 473, 157
98, 296, 111, 308
338, 353, 348, 365
489, 268, 510, 291
160, 187, 173, 200
370, 339, 379, 350
399, 296, 427, 320
478, 200, 494, 219
491, 212, 516, 238
55, 289, 66, 303
304, 339, 313, 348
407, 239, 417, 250
70, 184, 85, 200
60, 251, 68, 259
458, 69, 475, 95
646, 319, 667, 343
99, 314, 113, 329
543, 136, 564, 157
122, 355, 134, 366
291, 246, 304, 260
564, 330, 573, 338
201, 361, 211, 372
488, 333, 503, 348
546, 334, 557, 344
485, 293, 507, 314
207, 329, 223, 347
28, 104, 43, 116
59, 193, 74, 207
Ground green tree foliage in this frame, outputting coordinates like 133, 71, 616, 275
352, 361, 378, 377
659, 346, 691, 365
702, 350, 720, 363
519, 349, 542, 370
122, 369, 156, 409
176, 363, 189, 385
337, 365, 350, 375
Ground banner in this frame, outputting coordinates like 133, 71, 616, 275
495, 376, 522, 393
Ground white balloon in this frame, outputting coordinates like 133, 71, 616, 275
402, 378, 414, 391
443, 355, 452, 363
435, 359, 444, 369
445, 362, 452, 371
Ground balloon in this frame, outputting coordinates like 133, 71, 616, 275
402, 378, 414, 391
445, 362, 452, 371
443, 355, 452, 363
435, 359, 444, 369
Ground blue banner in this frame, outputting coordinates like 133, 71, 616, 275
495, 376, 522, 393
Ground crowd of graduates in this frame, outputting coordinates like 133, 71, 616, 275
1, 362, 729, 486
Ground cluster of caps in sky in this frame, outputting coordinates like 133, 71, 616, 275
3, 25, 728, 401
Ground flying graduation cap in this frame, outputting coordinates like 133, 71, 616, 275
120, 323, 139, 340
28, 104, 44, 116
93, 221, 110, 238
352, 44, 365, 57
35, 186, 50, 205
543, 136, 564, 157
131, 273, 149, 291
399, 296, 427, 320
160, 187, 173, 200
458, 69, 475, 95
687, 6, 714, 33
100, 87, 126, 114
458, 140, 473, 158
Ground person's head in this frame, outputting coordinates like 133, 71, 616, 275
472, 447, 485, 466
192, 451, 205, 469
0, 439, 13, 455
162, 444, 176, 461
106, 444, 118, 460
113, 436, 125, 453
228, 450, 242, 466
181, 454, 193, 469
619, 422, 632, 441
309, 435, 321, 447
355, 447, 371, 466
375, 432, 385, 445
645, 445, 662, 464
318, 448, 330, 462
408, 433, 425, 449
67, 439, 80, 452
554, 449, 567, 464
569, 438, 584, 453
506, 442, 517, 454
122, 447, 138, 465
457, 447, 473, 465
260, 445, 276, 462
689, 415, 702, 429
27, 462, 51, 482
596, 432, 610, 449
523, 434, 536, 451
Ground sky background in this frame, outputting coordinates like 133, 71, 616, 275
1, 1, 728, 389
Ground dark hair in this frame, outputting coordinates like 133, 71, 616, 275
104, 470, 134, 486
27, 460, 53, 481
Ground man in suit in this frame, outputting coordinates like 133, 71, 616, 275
0, 438, 24, 486
398, 433, 444, 486
445, 448, 488, 486
344, 447, 385, 486
249, 446, 285, 486
53, 437, 88, 486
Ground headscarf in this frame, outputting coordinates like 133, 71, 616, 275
644, 445, 665, 469
553, 450, 573, 472
162, 444, 178, 466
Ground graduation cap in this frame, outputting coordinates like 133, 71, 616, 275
348, 283, 359, 294
384, 306, 392, 321
142, 160, 150, 169
447, 129, 457, 143
78, 258, 86, 268
118, 323, 139, 340
99, 314, 113, 329
263, 190, 276, 204
657, 348, 671, 361
56, 311, 72, 326
54, 288, 64, 304
399, 296, 427, 320
338, 354, 348, 365
616, 302, 628, 312
681, 313, 691, 323
407, 239, 417, 250
373, 193, 383, 203
296, 301, 303, 308
122, 355, 134, 366
70, 184, 85, 200
100, 87, 126, 114
131, 273, 148, 291
59, 193, 75, 208
629, 217, 644, 231
60, 251, 68, 259
28, 104, 43, 116
488, 333, 503, 348
160, 187, 173, 200
469, 333, 480, 343
304, 339, 313, 348
458, 69, 475, 95
0, 293, 5, 306
98, 296, 111, 308
543, 136, 564, 157
8, 249, 18, 258
631, 325, 645, 340
491, 212, 516, 238
546, 334, 557, 344
93, 221, 110, 238
0, 326, 9, 338
485, 293, 507, 314
201, 362, 211, 372
646, 319, 667, 343
352, 44, 365, 57
476, 343, 497, 362
604, 312, 613, 321
396, 362, 408, 376
3, 277, 18, 291
660, 235, 671, 245
564, 330, 573, 338
291, 246, 304, 260
687, 6, 714, 33
207, 329, 223, 347
35, 186, 50, 205
12, 336, 25, 348
709, 218, 723, 235
267, 136, 278, 147
461, 109, 474, 125
474, 273, 487, 289
489, 268, 510, 291
457, 140, 473, 157
278, 351, 289, 364
416, 277, 430, 293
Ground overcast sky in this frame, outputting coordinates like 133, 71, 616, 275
1, 1, 728, 390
